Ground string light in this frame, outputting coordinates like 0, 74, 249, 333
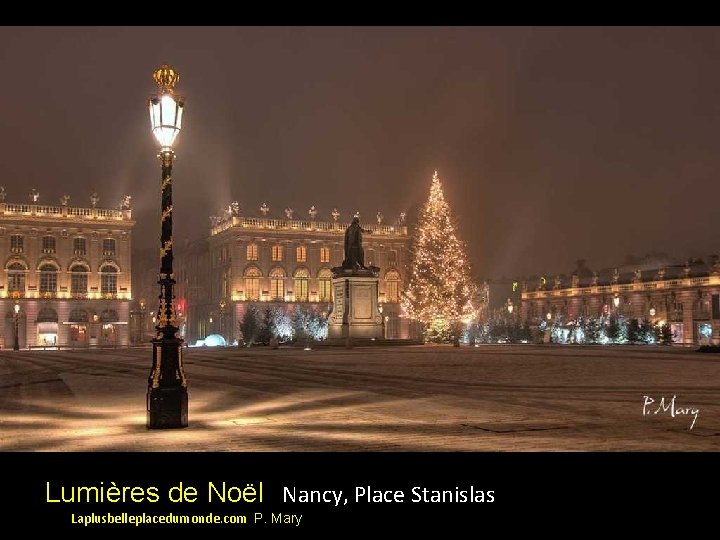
402, 171, 477, 340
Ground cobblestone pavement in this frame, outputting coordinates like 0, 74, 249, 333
1, 345, 718, 451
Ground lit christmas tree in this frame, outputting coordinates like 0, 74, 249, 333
402, 171, 478, 343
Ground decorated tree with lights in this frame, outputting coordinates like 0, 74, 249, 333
402, 171, 478, 343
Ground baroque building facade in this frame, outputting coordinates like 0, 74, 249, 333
0, 195, 134, 348
173, 208, 412, 345
520, 256, 720, 345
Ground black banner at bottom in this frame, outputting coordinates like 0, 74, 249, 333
2, 453, 712, 532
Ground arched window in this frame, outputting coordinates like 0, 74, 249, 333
318, 268, 333, 302
296, 246, 307, 262
366, 248, 375, 266
37, 307, 58, 322
7, 262, 27, 296
272, 245, 284, 262
244, 266, 261, 301
269, 267, 286, 300
39, 263, 58, 296
294, 268, 309, 302
69, 263, 89, 296
100, 264, 118, 296
100, 309, 119, 323
69, 308, 89, 323
385, 270, 401, 302
246, 243, 258, 261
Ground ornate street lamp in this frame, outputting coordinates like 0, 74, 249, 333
146, 64, 188, 429
13, 302, 20, 351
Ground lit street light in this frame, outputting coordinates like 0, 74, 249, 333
219, 300, 226, 341
13, 302, 20, 351
146, 64, 188, 429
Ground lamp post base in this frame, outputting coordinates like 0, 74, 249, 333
147, 337, 188, 429
147, 386, 188, 429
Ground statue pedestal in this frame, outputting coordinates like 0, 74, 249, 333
328, 269, 383, 342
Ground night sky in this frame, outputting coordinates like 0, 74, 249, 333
2, 26, 720, 280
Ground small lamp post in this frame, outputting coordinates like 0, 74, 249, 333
13, 302, 20, 351
219, 300, 226, 341
139, 299, 146, 343
146, 64, 188, 429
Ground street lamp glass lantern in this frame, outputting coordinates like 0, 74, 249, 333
14, 303, 20, 315
149, 93, 184, 149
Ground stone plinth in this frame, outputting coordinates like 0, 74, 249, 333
328, 267, 383, 341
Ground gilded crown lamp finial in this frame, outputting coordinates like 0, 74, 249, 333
153, 63, 180, 93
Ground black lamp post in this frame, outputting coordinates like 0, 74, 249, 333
146, 64, 188, 429
13, 302, 20, 351
219, 300, 226, 343
139, 299, 146, 343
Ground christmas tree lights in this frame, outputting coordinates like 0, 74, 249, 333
402, 171, 477, 342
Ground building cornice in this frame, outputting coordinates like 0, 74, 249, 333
210, 216, 408, 238
0, 202, 134, 225
522, 274, 720, 300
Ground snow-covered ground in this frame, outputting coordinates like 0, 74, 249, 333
0, 345, 717, 451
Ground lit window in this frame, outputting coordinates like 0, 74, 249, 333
246, 243, 258, 261
103, 238, 116, 256
385, 270, 400, 302
244, 267, 261, 301
42, 236, 56, 254
100, 264, 118, 296
272, 245, 284, 262
39, 264, 58, 295
10, 235, 23, 253
318, 268, 333, 302
7, 262, 26, 296
296, 246, 307, 262
320, 247, 330, 263
270, 267, 286, 300
73, 237, 86, 255
70, 264, 89, 295
294, 268, 309, 302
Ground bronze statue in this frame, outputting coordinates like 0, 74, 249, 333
342, 217, 370, 270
